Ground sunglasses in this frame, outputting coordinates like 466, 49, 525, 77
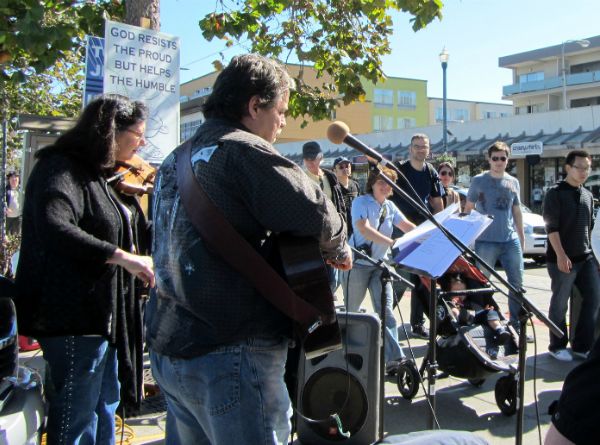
491, 156, 507, 162
439, 170, 454, 177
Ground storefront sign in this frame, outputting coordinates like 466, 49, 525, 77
511, 141, 543, 157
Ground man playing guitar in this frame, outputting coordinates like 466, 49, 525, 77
146, 54, 351, 445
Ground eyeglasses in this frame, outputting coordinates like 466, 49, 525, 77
124, 128, 145, 140
439, 170, 454, 177
570, 164, 591, 172
491, 156, 507, 162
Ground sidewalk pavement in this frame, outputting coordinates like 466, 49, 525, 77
19, 262, 582, 444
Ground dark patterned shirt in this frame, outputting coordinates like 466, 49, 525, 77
146, 118, 347, 358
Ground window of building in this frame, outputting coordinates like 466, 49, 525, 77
397, 91, 416, 108
482, 111, 497, 119
373, 115, 394, 131
515, 104, 545, 115
500, 112, 510, 118
397, 117, 416, 129
452, 109, 470, 122
373, 89, 393, 108
571, 61, 600, 74
518, 71, 544, 84
180, 119, 204, 141
435, 107, 444, 123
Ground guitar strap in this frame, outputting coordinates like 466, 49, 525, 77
175, 140, 324, 333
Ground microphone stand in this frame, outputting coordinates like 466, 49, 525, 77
331, 126, 562, 444
349, 247, 414, 443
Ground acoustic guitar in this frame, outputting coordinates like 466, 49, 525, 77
275, 233, 342, 359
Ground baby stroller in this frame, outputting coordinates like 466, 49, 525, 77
396, 256, 521, 415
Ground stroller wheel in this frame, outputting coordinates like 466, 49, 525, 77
468, 378, 485, 387
495, 375, 517, 416
396, 360, 420, 399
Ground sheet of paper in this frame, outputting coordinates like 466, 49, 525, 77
392, 202, 459, 252
393, 209, 492, 278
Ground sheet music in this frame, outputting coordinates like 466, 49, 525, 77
392, 207, 492, 278
392, 203, 460, 252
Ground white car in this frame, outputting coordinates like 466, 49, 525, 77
454, 188, 547, 262
521, 204, 547, 262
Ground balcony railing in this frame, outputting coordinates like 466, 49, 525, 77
503, 70, 600, 96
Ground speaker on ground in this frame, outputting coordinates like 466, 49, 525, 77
296, 311, 381, 445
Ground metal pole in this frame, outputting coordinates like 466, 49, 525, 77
561, 42, 567, 110
427, 278, 439, 429
561, 39, 591, 110
442, 61, 448, 152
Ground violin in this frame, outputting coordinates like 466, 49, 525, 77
109, 154, 157, 196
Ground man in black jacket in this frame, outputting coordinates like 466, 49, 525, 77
543, 149, 600, 362
302, 141, 347, 291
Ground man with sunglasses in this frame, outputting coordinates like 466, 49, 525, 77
543, 150, 600, 362
465, 141, 526, 339
333, 156, 361, 236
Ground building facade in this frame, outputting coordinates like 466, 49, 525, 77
500, 35, 600, 114
428, 98, 511, 125
179, 64, 429, 143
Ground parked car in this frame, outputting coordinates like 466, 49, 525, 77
0, 277, 44, 445
454, 188, 547, 263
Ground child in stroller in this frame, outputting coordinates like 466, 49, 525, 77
441, 273, 512, 347
396, 257, 521, 415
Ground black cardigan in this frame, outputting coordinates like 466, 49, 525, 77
15, 151, 122, 340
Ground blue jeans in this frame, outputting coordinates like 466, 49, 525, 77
475, 239, 524, 325
38, 336, 119, 445
342, 264, 405, 362
547, 258, 600, 352
150, 336, 292, 445
326, 264, 340, 294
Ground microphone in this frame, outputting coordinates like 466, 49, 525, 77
327, 121, 395, 170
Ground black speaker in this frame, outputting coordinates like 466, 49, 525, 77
296, 312, 381, 445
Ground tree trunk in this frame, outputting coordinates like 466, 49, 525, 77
125, 0, 160, 31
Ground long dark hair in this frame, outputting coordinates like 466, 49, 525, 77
37, 95, 147, 175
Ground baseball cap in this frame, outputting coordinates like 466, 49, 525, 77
302, 141, 323, 160
333, 156, 351, 168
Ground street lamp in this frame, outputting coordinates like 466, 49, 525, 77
439, 47, 449, 152
561, 39, 590, 110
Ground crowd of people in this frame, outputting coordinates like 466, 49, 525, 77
8, 53, 600, 444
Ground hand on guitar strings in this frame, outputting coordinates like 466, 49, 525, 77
326, 244, 353, 271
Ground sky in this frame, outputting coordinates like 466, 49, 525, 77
160, 0, 599, 104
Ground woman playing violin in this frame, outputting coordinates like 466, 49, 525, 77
15, 95, 155, 444
112, 153, 157, 197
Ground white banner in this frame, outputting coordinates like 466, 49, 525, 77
104, 20, 180, 163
